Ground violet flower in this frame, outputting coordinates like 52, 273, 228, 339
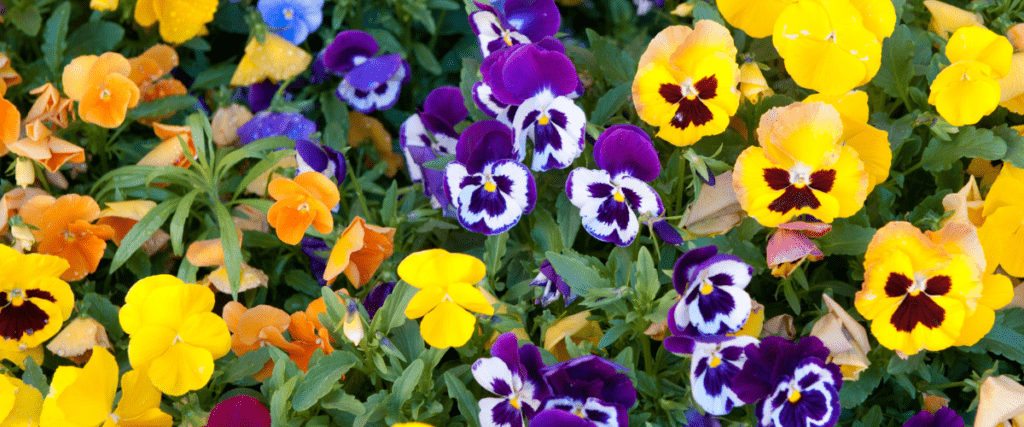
903, 408, 964, 427
633, 0, 665, 15
295, 139, 346, 183
663, 246, 753, 340
686, 410, 722, 427
399, 86, 467, 184
472, 333, 551, 427
530, 260, 576, 307
669, 335, 758, 416
364, 281, 396, 320
238, 111, 318, 145
566, 125, 664, 246
205, 395, 271, 427
533, 355, 637, 427
480, 43, 585, 171
653, 219, 683, 245
301, 237, 330, 286
258, 0, 324, 45
443, 120, 537, 235
472, 37, 580, 124
469, 0, 561, 58
323, 30, 410, 114
246, 81, 282, 114
732, 336, 843, 427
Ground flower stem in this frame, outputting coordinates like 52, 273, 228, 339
919, 381, 968, 390
642, 334, 656, 377
346, 158, 373, 222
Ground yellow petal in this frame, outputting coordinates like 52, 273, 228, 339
134, 0, 157, 27
716, 0, 795, 38
419, 300, 476, 348
178, 312, 231, 359
954, 305, 994, 346
147, 342, 215, 396
947, 26, 1013, 78
924, 0, 984, 39
56, 347, 117, 426
928, 61, 1002, 126
404, 286, 447, 319
127, 324, 176, 368
447, 282, 495, 316
851, 0, 896, 41
112, 369, 169, 423
1, 376, 42, 427
637, 25, 692, 71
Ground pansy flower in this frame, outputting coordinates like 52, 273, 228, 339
7, 119, 86, 174
530, 260, 576, 307
135, 0, 217, 44
258, 0, 324, 45
399, 249, 495, 348
668, 335, 758, 415
230, 34, 312, 87
732, 336, 842, 427
733, 102, 869, 227
267, 171, 341, 245
0, 245, 74, 352
664, 246, 754, 344
975, 376, 1024, 427
633, 21, 740, 146
138, 122, 196, 168
803, 90, 890, 192
0, 374, 42, 426
978, 164, 1024, 277
532, 355, 637, 427
480, 43, 585, 171
469, 0, 561, 58
287, 294, 338, 371
854, 222, 983, 355
767, 220, 830, 279
472, 333, 550, 427
566, 124, 664, 246
46, 317, 113, 365
923, 0, 984, 39
20, 194, 115, 281
472, 37, 579, 124
324, 216, 396, 288
296, 139, 346, 184
929, 26, 1013, 126
206, 396, 271, 427
323, 30, 410, 114
238, 111, 317, 145
349, 111, 404, 177
118, 275, 231, 396
444, 120, 537, 235
903, 408, 965, 427
222, 302, 296, 381
62, 52, 141, 128
211, 104, 254, 147
400, 86, 466, 184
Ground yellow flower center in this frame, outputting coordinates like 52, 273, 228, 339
172, 335, 184, 345
680, 77, 699, 100
538, 114, 550, 125
485, 180, 497, 192
99, 88, 111, 100
502, 30, 513, 46
62, 229, 77, 243
297, 201, 310, 212
709, 356, 722, 368
573, 406, 586, 418
510, 397, 520, 410
8, 288, 25, 307
788, 388, 802, 404
613, 189, 626, 202
283, 7, 294, 19
700, 282, 714, 295
825, 31, 837, 43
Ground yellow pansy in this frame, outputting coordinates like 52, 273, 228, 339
733, 102, 869, 227
0, 245, 75, 352
119, 275, 231, 396
0, 375, 43, 427
230, 34, 312, 87
135, 0, 218, 45
632, 21, 740, 147
855, 222, 984, 355
738, 61, 773, 103
929, 26, 1012, 126
773, 0, 884, 95
804, 91, 891, 191
978, 164, 1024, 277
715, 0, 796, 38
399, 249, 495, 348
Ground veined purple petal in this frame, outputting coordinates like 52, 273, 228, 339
903, 408, 965, 427
733, 336, 835, 405
455, 120, 518, 173
424, 86, 469, 127
690, 336, 758, 416
480, 397, 524, 427
533, 36, 567, 54
499, 44, 579, 103
594, 125, 660, 182
513, 92, 586, 172
473, 82, 509, 118
686, 410, 723, 427
519, 344, 551, 414
531, 410, 592, 427
672, 246, 720, 294
301, 237, 330, 286
614, 175, 664, 217
759, 358, 841, 427
338, 57, 408, 113
503, 0, 561, 42
420, 112, 460, 153
324, 30, 380, 75
238, 111, 318, 145
491, 332, 522, 372
295, 140, 346, 183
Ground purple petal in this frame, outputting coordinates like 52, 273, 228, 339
538, 260, 576, 306
338, 57, 408, 113
480, 398, 524, 427
593, 124, 660, 182
247, 81, 279, 114
531, 410, 592, 427
473, 82, 509, 118
903, 408, 965, 427
238, 111, 318, 145
364, 281, 396, 320
491, 333, 521, 370
424, 86, 468, 126
653, 220, 683, 245
503, 0, 561, 42
672, 246, 719, 294
455, 120, 517, 173
344, 54, 403, 91
499, 45, 578, 103
323, 30, 380, 75
533, 36, 566, 54
685, 410, 722, 427
732, 336, 833, 405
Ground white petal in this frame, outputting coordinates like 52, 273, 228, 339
566, 168, 613, 207
614, 176, 664, 217
444, 163, 471, 210
472, 357, 516, 396
702, 259, 754, 290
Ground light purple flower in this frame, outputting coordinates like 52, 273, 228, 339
472, 333, 551, 427
324, 30, 410, 114
530, 260, 576, 307
258, 0, 324, 45
565, 125, 663, 246
444, 120, 536, 235
663, 246, 753, 340
238, 111, 318, 145
534, 355, 636, 427
469, 0, 561, 58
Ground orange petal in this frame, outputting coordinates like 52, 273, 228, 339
294, 171, 341, 209
62, 56, 99, 101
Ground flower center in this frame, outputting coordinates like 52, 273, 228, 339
709, 355, 722, 368
297, 201, 310, 212
8, 288, 24, 307
283, 7, 294, 19
99, 89, 111, 100
483, 173, 498, 193
825, 31, 837, 43
700, 282, 714, 295
572, 405, 586, 418
172, 335, 183, 345
62, 229, 76, 243
789, 164, 812, 187
510, 396, 520, 410
680, 77, 699, 100
788, 388, 802, 404
908, 272, 929, 296
613, 188, 626, 203
538, 113, 550, 125
502, 29, 514, 46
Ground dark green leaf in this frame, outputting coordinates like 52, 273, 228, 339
83, 293, 125, 339
8, 4, 42, 36
887, 352, 924, 374
839, 365, 882, 408
191, 62, 239, 91
381, 181, 399, 226
816, 222, 876, 256
212, 202, 243, 299
222, 347, 272, 383
170, 189, 202, 256
633, 247, 659, 308
413, 43, 443, 75
293, 352, 360, 412
872, 25, 915, 99
921, 127, 1007, 173
235, 149, 298, 197
22, 356, 48, 396
585, 29, 636, 85
42, 3, 71, 73
127, 95, 199, 121
444, 371, 481, 427
65, 22, 125, 58
546, 251, 610, 296
391, 359, 424, 402
422, 154, 456, 171
692, 1, 726, 26
589, 82, 631, 126
110, 198, 178, 273
485, 233, 509, 284
992, 124, 1024, 168
321, 390, 367, 415
556, 193, 581, 248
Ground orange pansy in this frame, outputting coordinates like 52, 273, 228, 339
138, 122, 196, 167
7, 120, 86, 172
324, 216, 396, 288
62, 52, 141, 128
287, 293, 342, 372
267, 172, 341, 245
349, 111, 403, 177
96, 200, 171, 256
222, 302, 297, 380
0, 52, 21, 91
0, 96, 19, 153
19, 194, 114, 281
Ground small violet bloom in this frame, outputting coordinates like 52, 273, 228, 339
364, 281, 396, 320
633, 0, 665, 15
653, 219, 683, 245
472, 333, 551, 427
530, 259, 576, 307
480, 42, 585, 171
400, 86, 468, 208
664, 245, 754, 340
469, 0, 561, 58
258, 0, 324, 45
444, 120, 537, 235
301, 237, 330, 286
324, 30, 410, 114
686, 410, 722, 427
903, 408, 964, 427
238, 111, 318, 145
566, 125, 664, 246
295, 139, 346, 183
533, 355, 637, 427
732, 336, 843, 427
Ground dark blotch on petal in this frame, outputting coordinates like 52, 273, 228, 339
763, 168, 791, 191
659, 84, 683, 104
669, 98, 714, 130
767, 185, 821, 214
694, 75, 718, 100
925, 275, 952, 296
884, 273, 913, 298
890, 293, 946, 332
24, 289, 55, 302
809, 169, 837, 193
0, 300, 50, 341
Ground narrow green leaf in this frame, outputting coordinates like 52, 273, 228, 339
369, 281, 417, 335
381, 181, 398, 227
212, 202, 243, 299
598, 321, 629, 349
485, 233, 509, 284
589, 82, 631, 126
235, 149, 298, 197
42, 3, 71, 74
321, 286, 346, 327
444, 371, 481, 427
110, 198, 179, 273
556, 193, 581, 248
170, 189, 202, 256
271, 376, 299, 425
460, 58, 490, 121
422, 154, 456, 171
321, 390, 366, 415
293, 352, 359, 412
222, 347, 272, 383
413, 43, 442, 75
217, 136, 296, 179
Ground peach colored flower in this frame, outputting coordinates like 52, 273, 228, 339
24, 83, 76, 131
324, 216, 396, 288
19, 194, 114, 281
222, 302, 297, 381
0, 187, 47, 236
62, 52, 141, 128
7, 120, 86, 172
211, 104, 253, 147
267, 172, 340, 245
96, 200, 170, 255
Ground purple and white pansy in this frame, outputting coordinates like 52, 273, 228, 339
472, 333, 550, 427
238, 111, 318, 145
399, 86, 467, 183
566, 125, 664, 246
295, 139, 346, 183
469, 0, 561, 58
530, 260, 576, 307
481, 43, 586, 171
533, 355, 637, 427
666, 246, 754, 338
444, 120, 537, 235
323, 30, 410, 114
668, 335, 758, 416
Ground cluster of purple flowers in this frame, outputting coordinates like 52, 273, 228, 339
472, 333, 637, 427
663, 246, 843, 427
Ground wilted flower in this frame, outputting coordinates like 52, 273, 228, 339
444, 120, 537, 235
205, 396, 271, 427
469, 0, 560, 58
0, 187, 46, 237
0, 245, 74, 352
211, 104, 254, 147
0, 52, 22, 92
324, 216, 396, 288
566, 125, 663, 246
664, 246, 754, 344
323, 30, 409, 113
24, 83, 75, 131
904, 407, 965, 427
763, 314, 797, 340
531, 260, 576, 307
767, 221, 830, 278
62, 52, 140, 128
267, 171, 341, 245
543, 311, 602, 361
739, 61, 773, 103
472, 333, 550, 427
20, 194, 114, 281
810, 294, 870, 380
923, 0, 984, 39
929, 26, 1012, 126
681, 172, 745, 236
135, 0, 217, 44
97, 200, 170, 255
974, 375, 1024, 427
532, 355, 637, 427
258, 0, 323, 45
399, 249, 495, 348
231, 33, 312, 86
45, 317, 113, 365
7, 120, 86, 174
633, 22, 740, 146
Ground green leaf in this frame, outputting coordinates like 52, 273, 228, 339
271, 376, 299, 424
585, 29, 637, 85
816, 222, 876, 256
485, 233, 509, 284
235, 149, 298, 197
444, 371, 481, 427
212, 202, 243, 299
321, 390, 367, 415
556, 193, 581, 249
839, 365, 883, 408
321, 286, 346, 327
391, 359, 424, 402
22, 356, 48, 396
110, 198, 179, 274
381, 181, 399, 226
8, 3, 42, 36
992, 125, 1024, 168
369, 281, 417, 334
887, 352, 924, 375
191, 62, 238, 91
170, 189, 202, 256
293, 352, 360, 412
42, 3, 71, 74
422, 154, 456, 171
460, 58, 490, 122
598, 321, 629, 349
633, 247, 659, 308
589, 82, 631, 126
922, 127, 1007, 173
127, 96, 199, 121
531, 209, 563, 253
871, 25, 915, 99
65, 22, 125, 58
217, 136, 296, 179
546, 251, 610, 296
692, 1, 727, 26
413, 43, 443, 75
222, 347, 272, 383
83, 293, 125, 339
977, 320, 1024, 365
